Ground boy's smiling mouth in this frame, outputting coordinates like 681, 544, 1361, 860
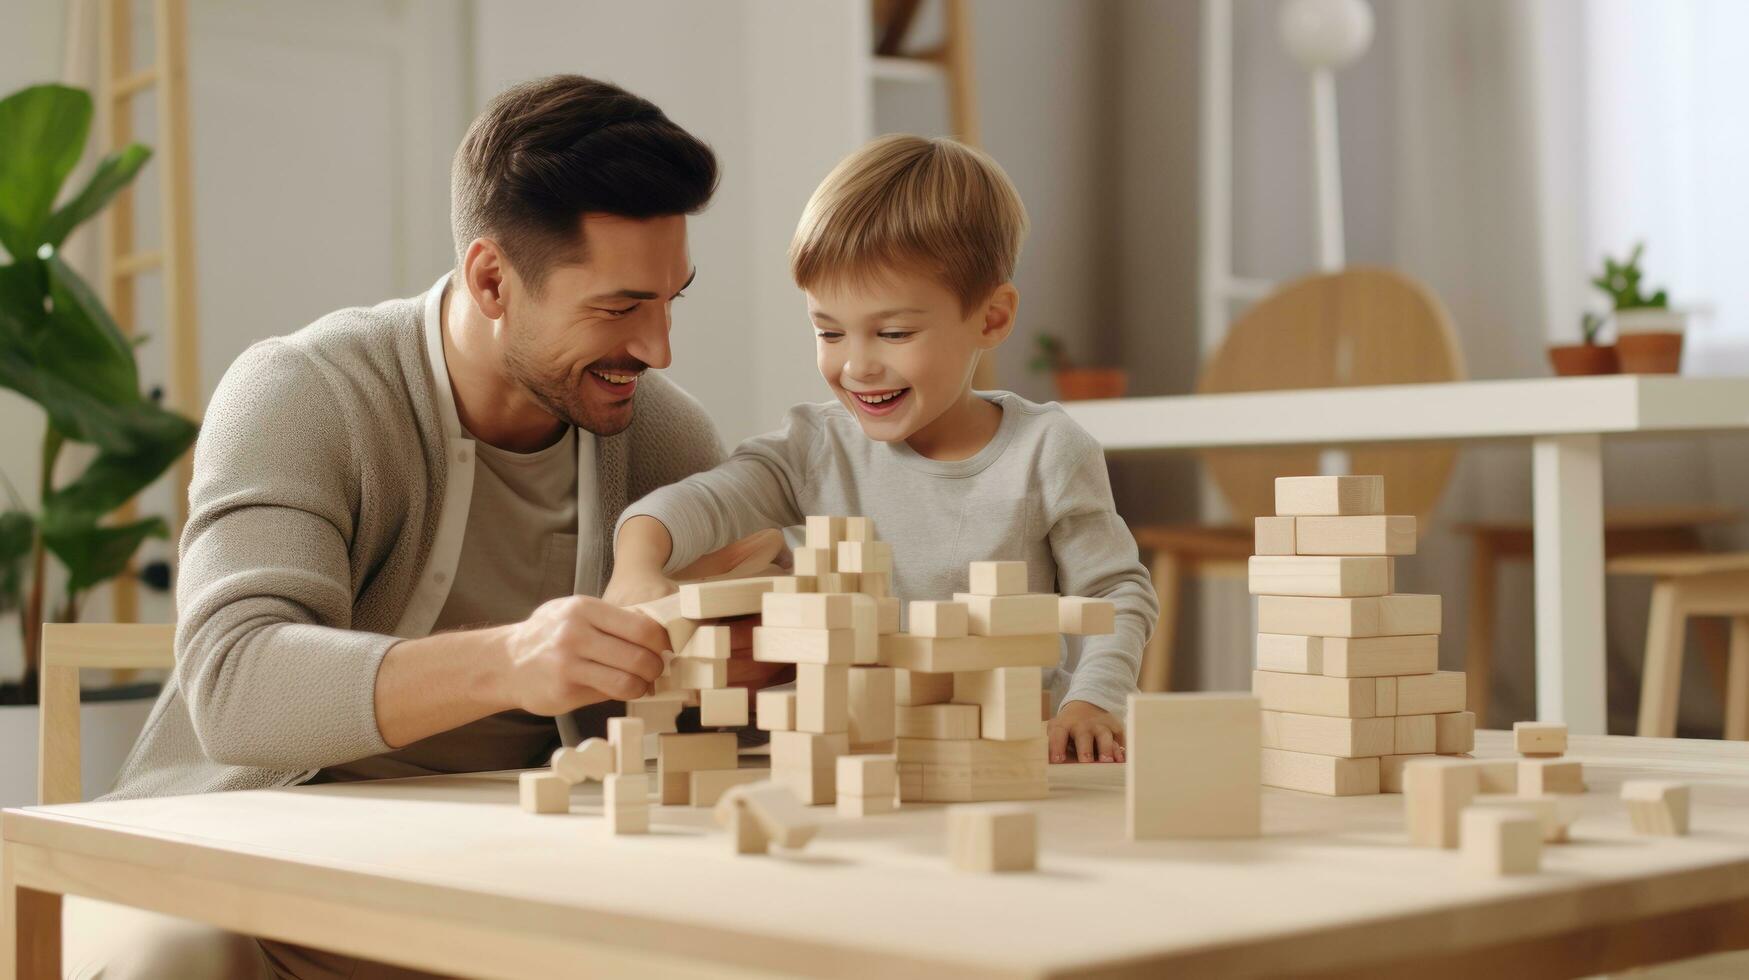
847, 386, 910, 416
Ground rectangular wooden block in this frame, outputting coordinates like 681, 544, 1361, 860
1396, 671, 1466, 716
948, 804, 1037, 872
687, 767, 767, 807
816, 572, 859, 593
1274, 475, 1385, 516
603, 773, 648, 834
1247, 556, 1394, 598
698, 687, 748, 727
1256, 633, 1323, 673
1514, 721, 1568, 757
1374, 676, 1398, 716
1623, 780, 1690, 836
1393, 714, 1436, 755
755, 689, 796, 731
881, 633, 1061, 673
843, 516, 876, 542
1128, 694, 1262, 838
896, 703, 981, 740
954, 592, 1060, 636
1260, 710, 1394, 758
860, 572, 892, 597
968, 560, 1028, 596
792, 545, 834, 576
953, 667, 1045, 740
1434, 711, 1475, 754
1294, 515, 1417, 556
1057, 596, 1116, 635
624, 698, 683, 735
876, 595, 901, 633
1254, 516, 1297, 555
1319, 634, 1439, 677
1519, 758, 1586, 795
836, 754, 897, 797
896, 737, 1049, 801
519, 772, 569, 814
1476, 760, 1519, 794
1379, 753, 1438, 793
910, 601, 969, 638
768, 731, 847, 804
914, 761, 1048, 803
607, 716, 645, 775
846, 593, 880, 665
1404, 758, 1480, 847
1252, 670, 1376, 718
656, 732, 738, 804
1255, 594, 1442, 638
895, 668, 955, 706
680, 625, 731, 661
672, 658, 727, 690
1461, 807, 1542, 876
761, 592, 851, 629
804, 515, 846, 549
678, 576, 783, 619
1259, 748, 1379, 796
836, 540, 893, 574
796, 663, 849, 733
628, 592, 699, 657
837, 792, 899, 818
848, 666, 896, 748
753, 626, 854, 664
895, 735, 1047, 768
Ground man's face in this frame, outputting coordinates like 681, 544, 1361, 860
499, 213, 693, 436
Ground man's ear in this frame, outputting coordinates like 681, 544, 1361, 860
462, 239, 511, 320
975, 282, 1020, 350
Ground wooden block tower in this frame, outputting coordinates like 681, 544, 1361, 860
1250, 476, 1472, 796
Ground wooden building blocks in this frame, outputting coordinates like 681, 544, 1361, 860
714, 782, 820, 854
607, 716, 645, 775
550, 738, 613, 785
836, 755, 898, 817
896, 668, 954, 706
1404, 759, 1480, 847
688, 768, 767, 807
753, 626, 855, 664
602, 773, 648, 834
1128, 694, 1262, 838
1293, 515, 1417, 556
896, 703, 980, 740
1260, 711, 1394, 758
968, 561, 1028, 596
1255, 594, 1442, 638
1259, 748, 1379, 796
1274, 475, 1385, 516
1254, 516, 1297, 555
755, 689, 796, 731
655, 732, 737, 805
678, 576, 784, 619
1622, 780, 1690, 836
796, 663, 848, 733
953, 667, 1044, 741
769, 730, 848, 804
1318, 634, 1438, 678
880, 633, 1059, 673
519, 771, 569, 814
1514, 721, 1568, 757
1246, 555, 1394, 598
1255, 633, 1323, 674
698, 687, 748, 728
1518, 758, 1586, 795
761, 592, 851, 629
1433, 711, 1476, 754
1057, 596, 1116, 635
952, 592, 1060, 636
848, 666, 896, 750
1460, 807, 1542, 876
947, 804, 1037, 872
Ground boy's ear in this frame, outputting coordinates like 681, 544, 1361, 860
975, 282, 1020, 350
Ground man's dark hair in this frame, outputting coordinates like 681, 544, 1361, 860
450, 74, 719, 292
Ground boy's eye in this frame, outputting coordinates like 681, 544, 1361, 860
815, 329, 843, 342
878, 330, 914, 341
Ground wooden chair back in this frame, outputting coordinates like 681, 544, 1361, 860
38, 623, 175, 804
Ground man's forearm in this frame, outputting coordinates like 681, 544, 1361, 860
374, 625, 514, 748
614, 514, 675, 577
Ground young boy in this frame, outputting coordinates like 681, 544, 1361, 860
608, 134, 1157, 764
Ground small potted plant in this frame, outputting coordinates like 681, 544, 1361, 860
1591, 242, 1686, 374
1028, 333, 1127, 401
1547, 311, 1618, 376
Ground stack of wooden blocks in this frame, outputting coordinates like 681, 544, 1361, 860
1250, 475, 1473, 796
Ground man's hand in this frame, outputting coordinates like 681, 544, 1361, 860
602, 570, 676, 608
497, 595, 670, 716
1047, 699, 1126, 764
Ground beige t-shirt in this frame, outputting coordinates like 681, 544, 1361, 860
317, 426, 586, 782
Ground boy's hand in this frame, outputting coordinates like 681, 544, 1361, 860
1048, 700, 1126, 764
602, 570, 677, 608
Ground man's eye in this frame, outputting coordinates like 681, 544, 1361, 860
598, 305, 638, 317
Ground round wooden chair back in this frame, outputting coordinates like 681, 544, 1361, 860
1197, 266, 1466, 522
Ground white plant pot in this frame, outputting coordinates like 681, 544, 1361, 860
1613, 308, 1690, 335
0, 694, 157, 807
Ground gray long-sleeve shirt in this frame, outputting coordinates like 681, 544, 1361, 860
618, 392, 1157, 714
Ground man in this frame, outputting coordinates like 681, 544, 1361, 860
70, 74, 780, 979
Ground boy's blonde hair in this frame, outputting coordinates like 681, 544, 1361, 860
789, 134, 1028, 313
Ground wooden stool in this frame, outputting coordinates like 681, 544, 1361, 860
1607, 552, 1749, 740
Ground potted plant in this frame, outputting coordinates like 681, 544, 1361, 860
0, 84, 198, 800
1591, 242, 1686, 374
1547, 311, 1618, 376
1029, 333, 1128, 401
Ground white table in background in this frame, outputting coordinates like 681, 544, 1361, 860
1063, 375, 1749, 734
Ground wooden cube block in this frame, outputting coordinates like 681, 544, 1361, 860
910, 601, 969, 638
953, 592, 1060, 636
1379, 754, 1439, 793
679, 576, 783, 619
607, 716, 645, 775
1514, 721, 1568, 757
953, 667, 1045, 740
1293, 515, 1417, 556
1256, 633, 1323, 674
836, 754, 897, 797
688, 767, 767, 807
860, 572, 892, 597
836, 540, 893, 574
550, 738, 613, 784
624, 698, 682, 735
1519, 758, 1585, 795
815, 572, 859, 593
848, 666, 896, 748
761, 592, 851, 629
680, 625, 731, 660
672, 657, 727, 690
603, 774, 649, 834
843, 516, 876, 542
755, 689, 796, 731
1461, 807, 1542, 876
724, 803, 769, 854
1256, 594, 1442, 638
1468, 794, 1575, 842
1246, 556, 1394, 598
655, 732, 738, 805
968, 561, 1028, 596
1260, 711, 1393, 758
519, 771, 570, 814
792, 545, 834, 576
698, 688, 749, 728
1274, 475, 1384, 516
880, 633, 1061, 673
895, 668, 955, 705
896, 703, 981, 740
1434, 711, 1476, 754
1057, 596, 1116, 635
1259, 748, 1380, 796
848, 593, 880, 665
797, 663, 849, 733
627, 592, 699, 657
716, 781, 820, 850
837, 792, 898, 818
1373, 676, 1398, 716
1476, 760, 1519, 794
1129, 694, 1262, 837
804, 516, 846, 549
1319, 634, 1438, 678
768, 731, 847, 804
1396, 671, 1466, 715
1254, 516, 1297, 555
1251, 670, 1377, 718
1622, 780, 1690, 836
876, 595, 900, 633
753, 626, 854, 664
1404, 759, 1481, 847
1393, 715, 1436, 755
948, 804, 1037, 872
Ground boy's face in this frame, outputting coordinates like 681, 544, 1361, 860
807, 270, 1017, 444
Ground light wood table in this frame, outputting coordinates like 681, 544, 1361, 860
1064, 375, 1749, 734
6, 732, 1749, 979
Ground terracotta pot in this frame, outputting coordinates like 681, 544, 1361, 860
1547, 343, 1618, 376
1615, 331, 1684, 374
1052, 367, 1128, 401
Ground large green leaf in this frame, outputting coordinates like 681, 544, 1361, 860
41, 511, 166, 594
0, 86, 92, 261
44, 251, 137, 401
0, 510, 32, 615
38, 143, 151, 249
45, 404, 198, 518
